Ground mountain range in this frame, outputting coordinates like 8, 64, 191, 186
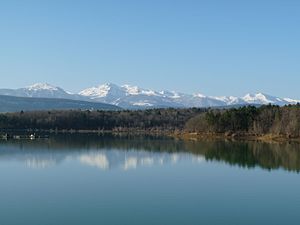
0, 83, 299, 110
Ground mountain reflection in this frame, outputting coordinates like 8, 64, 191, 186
78, 150, 203, 171
0, 134, 300, 172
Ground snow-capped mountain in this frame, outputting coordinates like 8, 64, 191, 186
79, 83, 183, 108
79, 83, 127, 104
1, 83, 299, 109
242, 93, 288, 105
0, 83, 88, 101
79, 83, 300, 108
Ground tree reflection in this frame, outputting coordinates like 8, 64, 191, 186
0, 134, 300, 172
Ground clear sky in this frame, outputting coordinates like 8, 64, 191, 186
0, 0, 300, 97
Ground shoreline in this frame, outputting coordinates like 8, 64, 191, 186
1, 129, 300, 143
172, 132, 300, 143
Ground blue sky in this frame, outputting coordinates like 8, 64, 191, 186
0, 0, 300, 97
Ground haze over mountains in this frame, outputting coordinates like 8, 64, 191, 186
0, 83, 299, 111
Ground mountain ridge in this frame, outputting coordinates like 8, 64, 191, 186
1, 83, 299, 109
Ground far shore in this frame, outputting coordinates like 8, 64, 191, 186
1, 129, 300, 143
172, 132, 300, 143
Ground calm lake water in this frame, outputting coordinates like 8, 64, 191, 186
0, 134, 300, 225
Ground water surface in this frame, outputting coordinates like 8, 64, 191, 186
0, 134, 299, 225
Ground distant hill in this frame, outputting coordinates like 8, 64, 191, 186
0, 95, 120, 112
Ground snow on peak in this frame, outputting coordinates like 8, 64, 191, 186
283, 98, 300, 104
157, 90, 179, 99
27, 83, 59, 91
193, 93, 206, 98
242, 93, 274, 104
79, 83, 121, 98
213, 96, 241, 105
122, 84, 158, 96
18, 83, 76, 99
122, 84, 140, 95
171, 94, 180, 99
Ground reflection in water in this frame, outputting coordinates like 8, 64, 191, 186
79, 153, 110, 170
25, 158, 56, 169
0, 134, 300, 172
123, 157, 138, 170
79, 150, 203, 171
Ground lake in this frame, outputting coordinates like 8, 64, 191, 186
0, 134, 300, 225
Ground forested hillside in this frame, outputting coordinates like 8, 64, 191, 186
185, 105, 300, 138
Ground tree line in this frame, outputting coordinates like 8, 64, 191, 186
1, 105, 300, 138
0, 108, 204, 132
185, 104, 300, 137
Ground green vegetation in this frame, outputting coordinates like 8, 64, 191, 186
1, 104, 300, 138
185, 104, 300, 138
0, 108, 204, 132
